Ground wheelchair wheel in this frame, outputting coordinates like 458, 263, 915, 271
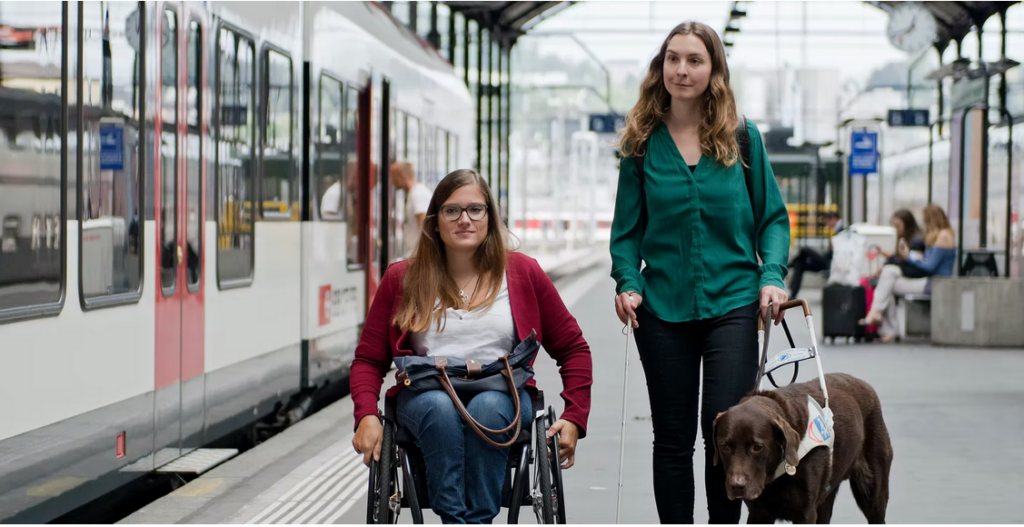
366, 418, 399, 524
533, 416, 554, 524
532, 407, 567, 524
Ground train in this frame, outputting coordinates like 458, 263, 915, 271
879, 120, 1024, 277
0, 1, 472, 522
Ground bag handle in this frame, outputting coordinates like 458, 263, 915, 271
433, 356, 522, 448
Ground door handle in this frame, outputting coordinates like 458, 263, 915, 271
177, 246, 183, 265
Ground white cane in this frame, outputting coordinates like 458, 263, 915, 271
615, 314, 633, 524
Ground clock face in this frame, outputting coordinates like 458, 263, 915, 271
887, 2, 937, 53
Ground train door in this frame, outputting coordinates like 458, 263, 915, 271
154, 4, 206, 466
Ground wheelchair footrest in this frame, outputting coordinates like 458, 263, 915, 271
764, 348, 815, 374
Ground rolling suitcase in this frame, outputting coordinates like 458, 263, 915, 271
822, 283, 867, 343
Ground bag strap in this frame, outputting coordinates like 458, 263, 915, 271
636, 115, 757, 243
433, 356, 523, 448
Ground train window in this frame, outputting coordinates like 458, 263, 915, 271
317, 74, 343, 221
344, 84, 361, 269
79, 2, 145, 306
394, 110, 407, 160
160, 9, 178, 295
186, 20, 202, 291
260, 48, 293, 219
216, 27, 256, 287
407, 116, 420, 181
389, 108, 405, 261
447, 132, 457, 174
0, 2, 66, 318
434, 128, 446, 186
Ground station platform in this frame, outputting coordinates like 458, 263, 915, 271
123, 258, 1024, 524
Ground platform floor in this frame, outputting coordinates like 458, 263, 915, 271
122, 259, 1024, 524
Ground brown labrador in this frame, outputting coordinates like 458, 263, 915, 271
712, 373, 893, 524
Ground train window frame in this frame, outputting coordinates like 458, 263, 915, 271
258, 44, 295, 221
159, 7, 180, 298
317, 71, 345, 222
346, 81, 366, 271
77, 1, 147, 311
214, 22, 258, 290
185, 16, 204, 294
0, 2, 69, 324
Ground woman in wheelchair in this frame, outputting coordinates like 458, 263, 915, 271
351, 169, 593, 524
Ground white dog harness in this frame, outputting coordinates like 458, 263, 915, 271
756, 301, 836, 481
770, 395, 835, 481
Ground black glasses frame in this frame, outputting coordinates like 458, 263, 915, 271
439, 204, 489, 222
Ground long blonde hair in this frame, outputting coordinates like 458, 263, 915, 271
616, 21, 741, 166
393, 169, 510, 333
922, 204, 953, 246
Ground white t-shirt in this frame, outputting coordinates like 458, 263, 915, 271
404, 182, 433, 257
320, 181, 342, 218
407, 274, 516, 363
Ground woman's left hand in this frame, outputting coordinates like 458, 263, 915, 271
547, 420, 579, 469
759, 285, 788, 326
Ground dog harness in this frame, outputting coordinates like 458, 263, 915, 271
771, 395, 835, 481
755, 301, 836, 482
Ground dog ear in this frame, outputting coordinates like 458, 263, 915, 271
712, 412, 725, 466
771, 414, 801, 469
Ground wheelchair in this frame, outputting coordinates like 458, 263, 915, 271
366, 390, 567, 524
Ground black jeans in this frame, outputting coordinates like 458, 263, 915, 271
633, 302, 759, 524
788, 247, 830, 299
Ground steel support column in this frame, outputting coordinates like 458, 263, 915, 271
447, 8, 456, 63
476, 24, 483, 172
487, 33, 494, 189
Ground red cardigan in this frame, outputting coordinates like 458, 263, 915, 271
350, 252, 593, 437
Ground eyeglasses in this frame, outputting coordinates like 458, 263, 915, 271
440, 203, 488, 222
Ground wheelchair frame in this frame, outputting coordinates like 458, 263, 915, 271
366, 390, 567, 524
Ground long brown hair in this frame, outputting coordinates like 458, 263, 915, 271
616, 21, 741, 166
922, 204, 953, 246
891, 208, 921, 249
393, 169, 510, 333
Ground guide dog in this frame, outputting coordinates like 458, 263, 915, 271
712, 373, 893, 524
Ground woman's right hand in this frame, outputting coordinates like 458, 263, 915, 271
614, 292, 643, 328
353, 415, 383, 467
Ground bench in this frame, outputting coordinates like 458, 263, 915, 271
896, 294, 931, 339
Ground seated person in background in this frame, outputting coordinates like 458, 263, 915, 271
860, 204, 956, 342
871, 209, 925, 278
788, 211, 843, 299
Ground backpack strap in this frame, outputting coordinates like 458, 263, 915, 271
736, 115, 762, 254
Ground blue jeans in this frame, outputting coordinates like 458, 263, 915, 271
397, 388, 533, 524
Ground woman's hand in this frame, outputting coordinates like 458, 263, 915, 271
352, 415, 383, 467
759, 285, 788, 326
547, 420, 579, 469
614, 292, 643, 328
897, 239, 910, 259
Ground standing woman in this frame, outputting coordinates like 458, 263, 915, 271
352, 169, 593, 524
610, 22, 790, 524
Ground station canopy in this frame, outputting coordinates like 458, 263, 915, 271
445, 1, 1020, 47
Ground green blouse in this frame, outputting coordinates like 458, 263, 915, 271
610, 119, 790, 323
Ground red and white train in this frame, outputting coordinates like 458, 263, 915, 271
0, 1, 472, 521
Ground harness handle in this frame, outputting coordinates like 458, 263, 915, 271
756, 299, 812, 331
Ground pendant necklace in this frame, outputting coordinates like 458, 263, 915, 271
458, 275, 479, 306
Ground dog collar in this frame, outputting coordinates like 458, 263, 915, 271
771, 395, 835, 481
